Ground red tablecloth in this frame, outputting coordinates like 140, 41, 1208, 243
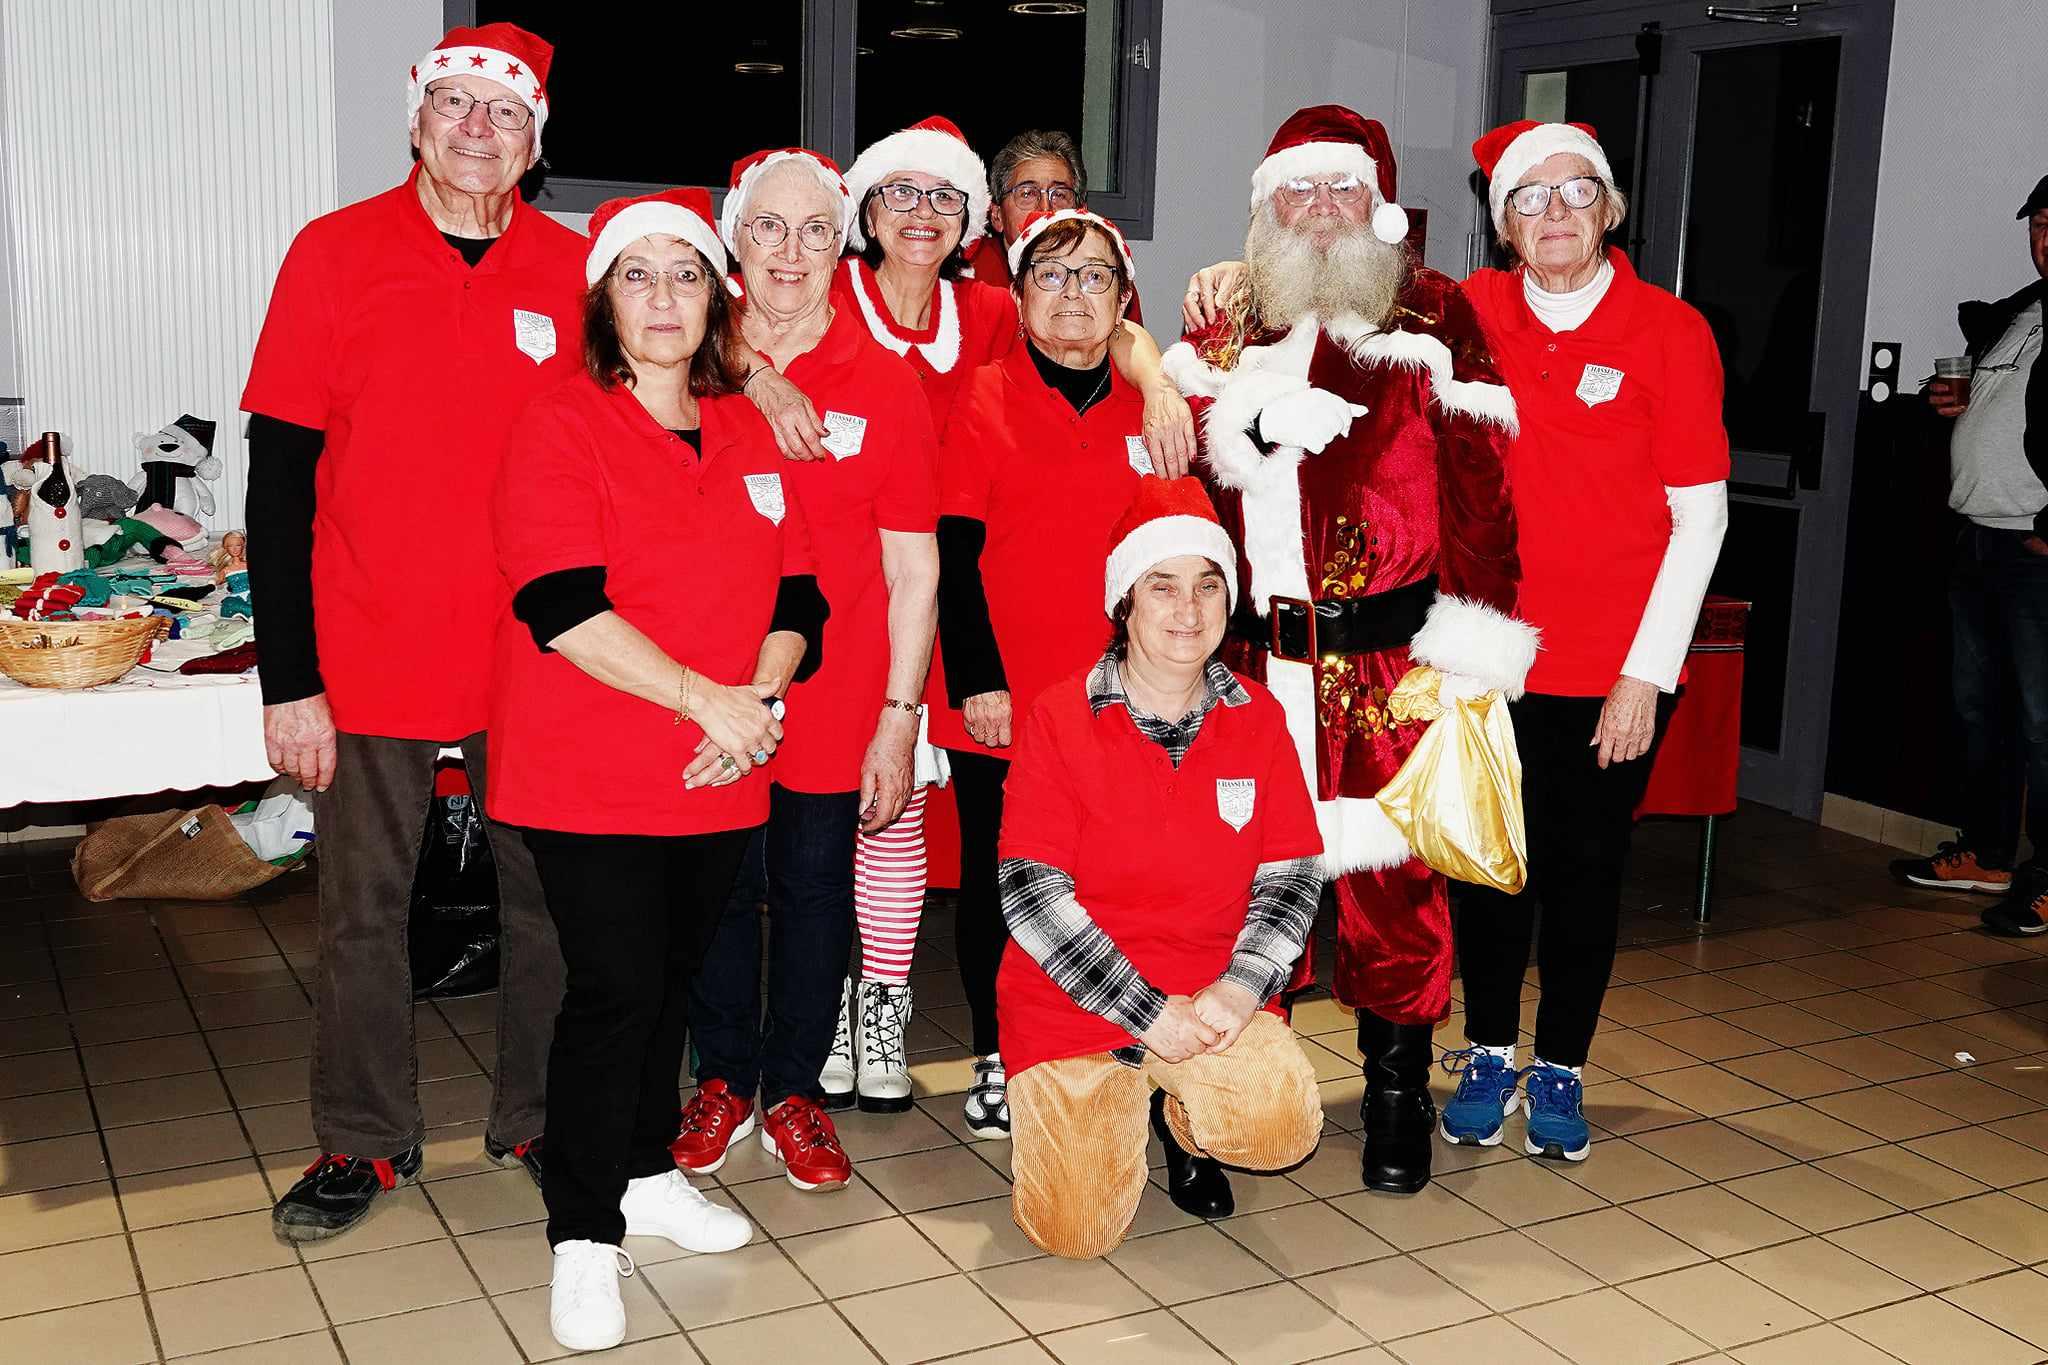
1638, 648, 1744, 818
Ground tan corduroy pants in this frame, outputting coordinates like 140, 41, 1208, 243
1009, 1011, 1324, 1259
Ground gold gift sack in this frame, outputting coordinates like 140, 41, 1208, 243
1373, 667, 1528, 893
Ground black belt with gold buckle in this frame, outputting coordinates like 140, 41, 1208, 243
1259, 574, 1437, 663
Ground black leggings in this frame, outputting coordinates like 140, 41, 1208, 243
1453, 691, 1671, 1068
524, 826, 753, 1248
947, 748, 1010, 1057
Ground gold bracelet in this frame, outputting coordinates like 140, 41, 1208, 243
674, 667, 696, 726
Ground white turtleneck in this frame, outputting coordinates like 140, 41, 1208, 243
1521, 255, 1728, 692
1522, 257, 1615, 334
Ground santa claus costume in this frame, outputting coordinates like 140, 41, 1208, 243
1162, 105, 1534, 1194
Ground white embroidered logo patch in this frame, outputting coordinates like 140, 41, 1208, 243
1124, 435, 1155, 476
743, 473, 786, 525
1576, 364, 1624, 407
512, 309, 556, 365
1216, 778, 1256, 833
821, 411, 868, 459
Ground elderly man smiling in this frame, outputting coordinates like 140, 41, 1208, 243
241, 22, 582, 1242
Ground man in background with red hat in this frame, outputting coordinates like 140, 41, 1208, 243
242, 20, 581, 1242
1163, 104, 1532, 1196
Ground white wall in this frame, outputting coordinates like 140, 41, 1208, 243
1862, 0, 2047, 383
1141, 0, 1490, 306
332, 0, 441, 206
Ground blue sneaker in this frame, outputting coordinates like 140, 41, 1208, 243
1521, 1063, 1590, 1162
1437, 1048, 1520, 1146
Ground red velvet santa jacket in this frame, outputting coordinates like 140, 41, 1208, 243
1162, 265, 1536, 877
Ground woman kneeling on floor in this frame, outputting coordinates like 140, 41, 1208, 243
996, 476, 1326, 1259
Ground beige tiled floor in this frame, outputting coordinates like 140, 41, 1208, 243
5, 806, 2048, 1362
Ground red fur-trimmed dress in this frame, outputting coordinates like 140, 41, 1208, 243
1162, 265, 1535, 1025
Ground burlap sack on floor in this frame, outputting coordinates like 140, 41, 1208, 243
72, 806, 286, 902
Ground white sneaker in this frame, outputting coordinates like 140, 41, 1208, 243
856, 980, 915, 1113
820, 977, 856, 1110
549, 1240, 633, 1353
620, 1169, 753, 1252
964, 1052, 1009, 1139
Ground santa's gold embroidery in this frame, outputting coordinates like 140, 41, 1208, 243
1320, 516, 1379, 598
1317, 658, 1403, 737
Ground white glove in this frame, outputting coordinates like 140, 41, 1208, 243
1434, 671, 1491, 705
1257, 388, 1369, 454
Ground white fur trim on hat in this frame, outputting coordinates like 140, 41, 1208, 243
719, 152, 854, 255
407, 47, 547, 153
587, 202, 728, 287
844, 128, 991, 251
1249, 142, 1406, 244
1104, 515, 1239, 615
1006, 209, 1138, 285
1486, 123, 1614, 233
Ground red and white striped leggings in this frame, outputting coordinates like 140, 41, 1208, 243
852, 786, 929, 985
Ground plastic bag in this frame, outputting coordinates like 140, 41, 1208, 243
226, 782, 315, 866
407, 760, 500, 999
1373, 666, 1528, 893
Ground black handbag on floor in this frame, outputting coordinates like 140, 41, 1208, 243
407, 759, 501, 1000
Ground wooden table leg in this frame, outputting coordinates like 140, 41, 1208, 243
1693, 814, 1719, 925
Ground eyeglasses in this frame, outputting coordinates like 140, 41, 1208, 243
1275, 175, 1366, 207
1027, 261, 1119, 295
1003, 180, 1079, 211
422, 84, 533, 133
614, 264, 711, 299
745, 215, 840, 252
875, 182, 968, 216
1509, 177, 1603, 217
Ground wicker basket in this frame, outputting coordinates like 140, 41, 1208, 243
0, 616, 167, 688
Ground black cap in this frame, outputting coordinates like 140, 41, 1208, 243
2019, 174, 2048, 220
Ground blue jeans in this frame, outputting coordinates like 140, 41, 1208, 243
689, 784, 860, 1105
1951, 525, 2048, 875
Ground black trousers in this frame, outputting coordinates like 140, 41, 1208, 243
1454, 691, 1670, 1068
946, 748, 1010, 1057
311, 730, 560, 1158
525, 826, 753, 1248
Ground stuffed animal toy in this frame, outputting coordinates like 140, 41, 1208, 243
77, 474, 138, 522
129, 415, 222, 520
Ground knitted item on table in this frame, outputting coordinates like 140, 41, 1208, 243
55, 568, 113, 607
220, 595, 252, 619
179, 640, 259, 675
11, 573, 85, 620
84, 518, 175, 568
224, 570, 249, 595
132, 504, 203, 543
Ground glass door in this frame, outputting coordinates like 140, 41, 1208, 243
1492, 0, 1896, 817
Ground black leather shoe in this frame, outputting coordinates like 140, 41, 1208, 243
1151, 1089, 1233, 1219
1357, 1010, 1436, 1194
485, 1133, 544, 1189
271, 1144, 423, 1242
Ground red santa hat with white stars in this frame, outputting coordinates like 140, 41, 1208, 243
1103, 476, 1238, 615
1005, 208, 1137, 284
408, 23, 553, 154
586, 188, 737, 296
843, 115, 992, 250
1251, 105, 1409, 245
1472, 120, 1613, 234
719, 148, 857, 256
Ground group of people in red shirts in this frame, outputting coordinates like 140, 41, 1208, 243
243, 19, 1728, 1354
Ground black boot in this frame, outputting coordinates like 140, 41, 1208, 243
1151, 1088, 1234, 1218
1357, 1010, 1436, 1194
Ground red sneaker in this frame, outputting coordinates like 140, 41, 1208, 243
759, 1096, 852, 1191
671, 1079, 756, 1174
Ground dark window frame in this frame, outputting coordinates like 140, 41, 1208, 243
443, 0, 1161, 237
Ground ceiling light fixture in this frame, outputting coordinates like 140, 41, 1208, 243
1009, 1, 1085, 13
890, 25, 964, 39
733, 60, 786, 73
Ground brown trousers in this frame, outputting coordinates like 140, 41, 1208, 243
1010, 1012, 1323, 1259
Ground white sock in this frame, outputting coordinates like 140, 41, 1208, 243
1474, 1044, 1516, 1067
1533, 1056, 1582, 1078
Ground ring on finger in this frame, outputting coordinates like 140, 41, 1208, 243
718, 753, 737, 772
750, 748, 770, 765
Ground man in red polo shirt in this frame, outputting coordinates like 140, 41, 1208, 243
242, 22, 581, 1243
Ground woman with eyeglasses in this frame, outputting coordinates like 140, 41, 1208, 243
488, 188, 825, 1351
670, 147, 940, 1197
932, 208, 1175, 1143
810, 118, 1193, 1120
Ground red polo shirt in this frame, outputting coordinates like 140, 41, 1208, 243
832, 258, 1018, 434
927, 346, 1149, 753
1462, 250, 1728, 696
487, 378, 813, 834
996, 669, 1322, 1075
240, 167, 586, 739
774, 306, 940, 794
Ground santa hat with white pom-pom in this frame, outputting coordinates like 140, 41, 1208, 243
1249, 104, 1410, 245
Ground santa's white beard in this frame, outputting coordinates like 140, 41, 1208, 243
1245, 207, 1407, 328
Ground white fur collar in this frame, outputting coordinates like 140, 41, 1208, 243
843, 258, 962, 373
